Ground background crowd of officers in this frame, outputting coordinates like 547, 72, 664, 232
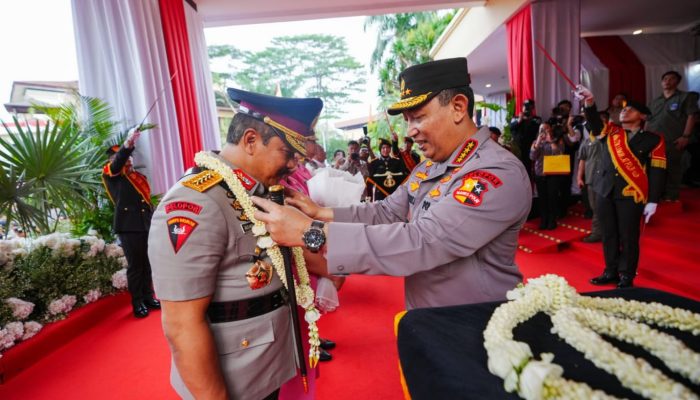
509, 71, 698, 239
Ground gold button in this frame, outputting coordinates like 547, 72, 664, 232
123, 207, 128, 211
241, 338, 249, 348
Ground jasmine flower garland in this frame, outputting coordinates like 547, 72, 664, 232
194, 152, 321, 367
483, 274, 700, 400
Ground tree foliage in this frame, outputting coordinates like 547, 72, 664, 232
0, 95, 148, 237
208, 34, 366, 120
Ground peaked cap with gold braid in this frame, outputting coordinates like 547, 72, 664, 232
227, 87, 323, 156
387, 57, 471, 115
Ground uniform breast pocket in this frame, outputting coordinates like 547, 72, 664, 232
210, 316, 275, 356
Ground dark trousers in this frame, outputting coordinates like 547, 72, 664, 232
535, 175, 565, 227
118, 232, 154, 305
596, 194, 644, 278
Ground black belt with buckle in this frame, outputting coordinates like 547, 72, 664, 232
207, 289, 288, 323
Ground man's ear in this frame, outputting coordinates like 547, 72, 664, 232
451, 94, 469, 124
242, 128, 259, 155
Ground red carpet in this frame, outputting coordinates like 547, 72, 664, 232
0, 188, 698, 399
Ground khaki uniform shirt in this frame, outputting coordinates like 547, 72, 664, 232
327, 127, 532, 310
148, 152, 295, 400
647, 90, 698, 142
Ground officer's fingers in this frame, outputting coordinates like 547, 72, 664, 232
250, 196, 278, 212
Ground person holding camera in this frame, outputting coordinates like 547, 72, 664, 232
530, 120, 568, 230
511, 99, 542, 180
339, 139, 369, 180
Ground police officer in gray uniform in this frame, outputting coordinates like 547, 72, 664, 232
149, 88, 323, 399
253, 58, 532, 309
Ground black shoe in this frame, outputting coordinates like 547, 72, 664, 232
590, 272, 619, 286
319, 348, 332, 362
546, 221, 557, 230
133, 303, 149, 318
320, 338, 336, 350
143, 298, 161, 310
617, 276, 634, 288
582, 235, 602, 243
538, 221, 547, 230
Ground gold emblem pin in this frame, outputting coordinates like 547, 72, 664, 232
241, 338, 250, 348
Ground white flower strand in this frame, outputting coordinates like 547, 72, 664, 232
194, 151, 321, 367
484, 274, 700, 400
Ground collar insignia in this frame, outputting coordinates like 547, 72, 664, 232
233, 169, 256, 191
452, 139, 478, 165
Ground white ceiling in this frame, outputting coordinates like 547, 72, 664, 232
196, 0, 483, 27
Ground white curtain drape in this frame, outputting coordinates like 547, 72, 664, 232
580, 39, 610, 109
531, 0, 580, 118
71, 0, 183, 194
622, 33, 700, 102
184, 2, 221, 151
483, 92, 508, 130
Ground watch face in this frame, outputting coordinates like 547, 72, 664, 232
304, 228, 325, 250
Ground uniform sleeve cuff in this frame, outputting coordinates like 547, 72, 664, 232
326, 222, 367, 275
332, 207, 354, 223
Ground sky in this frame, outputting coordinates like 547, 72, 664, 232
0, 1, 381, 124
0, 0, 78, 122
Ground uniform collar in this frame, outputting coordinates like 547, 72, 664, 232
421, 126, 488, 179
207, 151, 265, 196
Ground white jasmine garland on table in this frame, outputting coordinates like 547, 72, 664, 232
194, 151, 322, 367
483, 274, 700, 400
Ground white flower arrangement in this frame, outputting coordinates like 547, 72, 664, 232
0, 232, 126, 359
5, 298, 35, 320
83, 289, 102, 304
111, 269, 128, 289
484, 274, 700, 400
48, 295, 77, 316
195, 151, 323, 367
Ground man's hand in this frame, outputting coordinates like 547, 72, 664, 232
285, 189, 323, 219
252, 196, 312, 248
576, 175, 585, 189
674, 136, 690, 151
125, 128, 141, 148
575, 85, 594, 107
643, 202, 657, 224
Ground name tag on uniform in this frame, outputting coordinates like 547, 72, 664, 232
669, 103, 679, 111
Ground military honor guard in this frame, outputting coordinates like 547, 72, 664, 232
148, 89, 323, 399
252, 58, 532, 310
366, 138, 410, 201
576, 86, 666, 288
102, 129, 160, 318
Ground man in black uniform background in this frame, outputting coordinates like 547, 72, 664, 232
577, 86, 666, 289
367, 138, 409, 201
102, 129, 159, 318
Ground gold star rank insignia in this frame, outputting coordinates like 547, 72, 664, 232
429, 188, 441, 198
410, 181, 420, 192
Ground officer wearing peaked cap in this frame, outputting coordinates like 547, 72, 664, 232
149, 88, 322, 400
253, 58, 532, 310
102, 129, 159, 318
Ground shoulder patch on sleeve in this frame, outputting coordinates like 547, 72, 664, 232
182, 170, 223, 193
452, 171, 500, 207
167, 216, 198, 253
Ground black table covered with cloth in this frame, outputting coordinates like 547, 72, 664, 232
397, 288, 700, 399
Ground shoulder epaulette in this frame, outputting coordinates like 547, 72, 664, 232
181, 170, 223, 193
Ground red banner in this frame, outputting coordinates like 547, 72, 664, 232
606, 123, 648, 203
